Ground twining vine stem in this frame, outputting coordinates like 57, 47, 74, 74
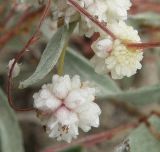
68, 0, 160, 49
7, 0, 51, 111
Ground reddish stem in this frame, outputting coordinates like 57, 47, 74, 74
7, 0, 51, 111
68, 0, 117, 40
127, 42, 160, 50
42, 123, 138, 152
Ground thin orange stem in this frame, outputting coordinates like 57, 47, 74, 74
127, 42, 160, 50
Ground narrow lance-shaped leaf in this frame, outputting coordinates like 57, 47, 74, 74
0, 88, 24, 152
19, 23, 76, 89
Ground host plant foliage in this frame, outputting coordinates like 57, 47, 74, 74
6, 0, 160, 151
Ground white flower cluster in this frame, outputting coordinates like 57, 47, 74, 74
55, 0, 131, 36
78, 0, 131, 37
73, 0, 142, 79
91, 22, 143, 79
55, 0, 143, 79
33, 75, 101, 143
56, 0, 131, 37
33, 0, 143, 143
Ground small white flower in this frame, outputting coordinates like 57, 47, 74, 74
91, 22, 143, 79
8, 59, 20, 78
86, 0, 108, 21
92, 38, 113, 58
78, 0, 108, 37
78, 0, 131, 37
91, 55, 108, 74
105, 40, 143, 79
54, 0, 132, 37
33, 75, 101, 143
108, 21, 141, 42
105, 0, 131, 22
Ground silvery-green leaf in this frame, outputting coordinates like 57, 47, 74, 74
128, 116, 160, 152
0, 88, 24, 152
19, 24, 76, 89
109, 84, 160, 105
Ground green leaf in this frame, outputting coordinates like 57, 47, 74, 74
0, 88, 24, 152
19, 24, 76, 89
109, 84, 160, 105
128, 116, 160, 152
64, 49, 120, 98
